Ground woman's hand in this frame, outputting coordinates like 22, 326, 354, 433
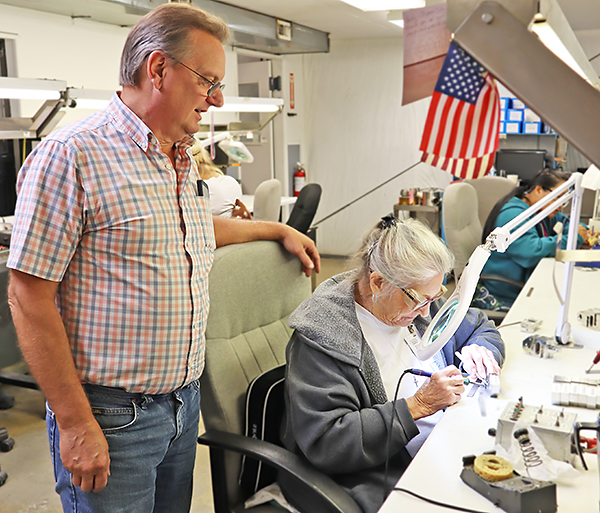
406, 365, 465, 420
578, 224, 590, 243
459, 345, 501, 380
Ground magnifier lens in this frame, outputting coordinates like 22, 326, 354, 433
425, 299, 459, 346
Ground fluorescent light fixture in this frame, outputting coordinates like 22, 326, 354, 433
340, 0, 424, 12
67, 88, 112, 109
208, 96, 284, 113
387, 10, 405, 27
531, 20, 588, 82
0, 76, 66, 100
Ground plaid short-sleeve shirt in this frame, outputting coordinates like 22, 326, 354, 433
7, 93, 215, 393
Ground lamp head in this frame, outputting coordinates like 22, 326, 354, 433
218, 138, 254, 163
406, 246, 492, 360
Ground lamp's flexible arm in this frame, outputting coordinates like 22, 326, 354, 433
411, 172, 584, 360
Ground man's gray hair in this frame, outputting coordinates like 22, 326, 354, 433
351, 216, 454, 289
120, 3, 230, 86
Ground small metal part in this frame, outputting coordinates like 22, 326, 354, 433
481, 13, 494, 24
521, 318, 542, 333
522, 335, 560, 359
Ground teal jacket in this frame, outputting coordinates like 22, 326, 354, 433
481, 196, 583, 304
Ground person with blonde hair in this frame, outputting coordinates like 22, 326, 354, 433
191, 142, 251, 218
281, 216, 504, 513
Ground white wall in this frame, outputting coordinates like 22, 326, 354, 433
302, 38, 450, 256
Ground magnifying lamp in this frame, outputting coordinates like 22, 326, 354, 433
409, 167, 600, 361
198, 132, 254, 164
217, 138, 254, 163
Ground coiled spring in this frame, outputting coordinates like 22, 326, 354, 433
514, 428, 543, 475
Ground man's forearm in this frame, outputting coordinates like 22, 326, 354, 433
8, 270, 94, 427
213, 215, 288, 248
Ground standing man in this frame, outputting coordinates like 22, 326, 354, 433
6, 4, 319, 512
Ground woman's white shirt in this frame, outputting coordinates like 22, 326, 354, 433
205, 175, 243, 217
355, 302, 444, 457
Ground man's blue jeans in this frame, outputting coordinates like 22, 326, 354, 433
46, 380, 201, 513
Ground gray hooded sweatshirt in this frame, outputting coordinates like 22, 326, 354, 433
280, 272, 505, 513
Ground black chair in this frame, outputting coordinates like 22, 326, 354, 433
286, 184, 321, 236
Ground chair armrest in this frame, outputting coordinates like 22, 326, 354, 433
198, 429, 362, 513
480, 273, 524, 290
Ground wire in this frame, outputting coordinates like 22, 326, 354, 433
313, 161, 421, 227
589, 50, 600, 62
392, 487, 489, 513
496, 320, 521, 329
383, 368, 412, 503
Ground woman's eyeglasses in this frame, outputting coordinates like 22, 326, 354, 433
401, 285, 447, 311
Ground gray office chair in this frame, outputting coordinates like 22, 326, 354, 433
253, 179, 282, 222
198, 240, 361, 513
442, 182, 523, 322
464, 176, 516, 228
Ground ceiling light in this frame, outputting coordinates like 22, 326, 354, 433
339, 0, 425, 12
531, 21, 589, 83
0, 77, 66, 100
67, 88, 113, 109
208, 97, 284, 113
387, 10, 405, 27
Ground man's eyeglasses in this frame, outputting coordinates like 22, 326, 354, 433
401, 285, 447, 311
169, 55, 225, 97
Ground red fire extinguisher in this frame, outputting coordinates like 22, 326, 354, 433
293, 163, 306, 197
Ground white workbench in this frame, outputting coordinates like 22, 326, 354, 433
379, 258, 600, 513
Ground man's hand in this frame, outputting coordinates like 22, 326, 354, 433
212, 216, 321, 277
279, 226, 321, 277
59, 419, 111, 493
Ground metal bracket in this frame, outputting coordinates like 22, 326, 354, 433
452, 1, 600, 169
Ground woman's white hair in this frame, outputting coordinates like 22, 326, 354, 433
351, 216, 454, 289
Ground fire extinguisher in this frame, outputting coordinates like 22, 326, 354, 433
293, 163, 306, 197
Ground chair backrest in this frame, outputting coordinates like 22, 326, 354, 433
464, 176, 516, 228
200, 240, 312, 507
286, 183, 322, 235
253, 179, 282, 222
442, 182, 483, 279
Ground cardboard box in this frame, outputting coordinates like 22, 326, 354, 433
500, 97, 511, 110
505, 121, 522, 134
506, 108, 524, 122
500, 109, 506, 121
511, 98, 526, 109
499, 121, 506, 134
541, 123, 556, 134
524, 121, 542, 134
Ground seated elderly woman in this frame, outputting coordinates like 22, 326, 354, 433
280, 216, 504, 513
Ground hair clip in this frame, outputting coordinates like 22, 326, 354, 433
379, 214, 397, 230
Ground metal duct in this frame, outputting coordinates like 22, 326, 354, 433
0, 0, 329, 55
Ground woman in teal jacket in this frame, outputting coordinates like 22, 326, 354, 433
474, 170, 589, 311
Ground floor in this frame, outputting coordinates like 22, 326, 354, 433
0, 256, 351, 513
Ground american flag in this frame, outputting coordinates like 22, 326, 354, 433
419, 41, 500, 179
